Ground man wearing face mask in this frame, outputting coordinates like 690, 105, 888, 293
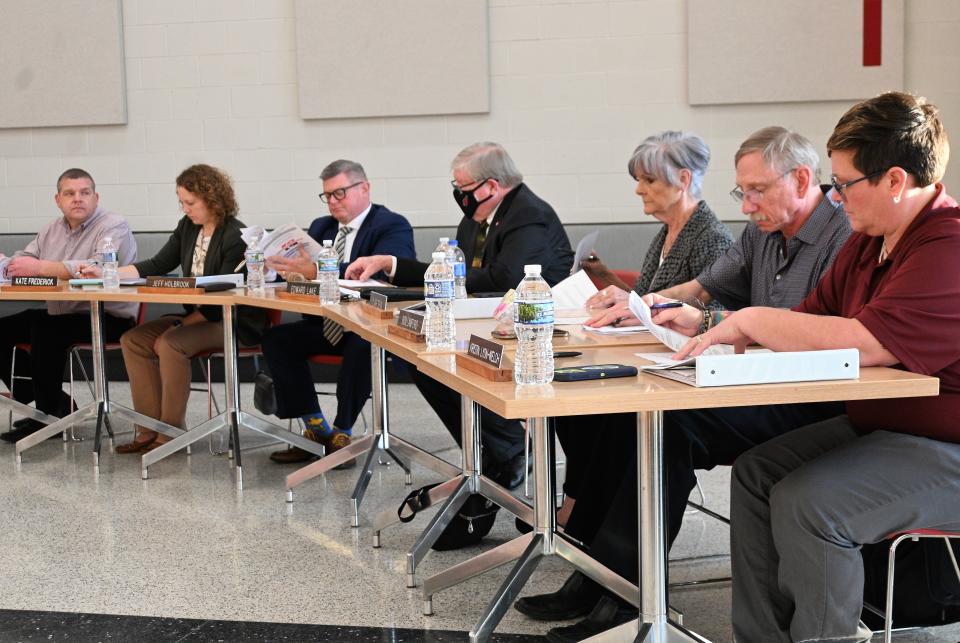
347, 141, 573, 489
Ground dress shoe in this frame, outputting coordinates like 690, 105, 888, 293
325, 430, 356, 470
545, 594, 637, 643
514, 571, 602, 621
1, 419, 49, 443
488, 452, 528, 490
269, 429, 355, 469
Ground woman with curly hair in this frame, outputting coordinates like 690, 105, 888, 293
83, 164, 267, 453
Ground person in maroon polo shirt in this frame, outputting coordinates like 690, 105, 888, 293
664, 91, 960, 642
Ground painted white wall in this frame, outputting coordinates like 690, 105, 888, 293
0, 0, 957, 234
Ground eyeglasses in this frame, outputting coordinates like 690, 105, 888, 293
830, 169, 887, 199
450, 178, 489, 191
319, 181, 364, 203
730, 168, 796, 204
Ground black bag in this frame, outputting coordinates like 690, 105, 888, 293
398, 483, 500, 551
253, 371, 277, 416
861, 536, 960, 628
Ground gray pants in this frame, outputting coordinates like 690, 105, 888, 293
730, 416, 960, 643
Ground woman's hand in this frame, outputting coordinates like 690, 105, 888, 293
267, 246, 317, 280
586, 284, 629, 310
76, 263, 103, 278
584, 300, 641, 328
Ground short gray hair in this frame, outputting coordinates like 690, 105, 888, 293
451, 142, 523, 189
320, 159, 367, 183
735, 126, 821, 184
627, 131, 710, 198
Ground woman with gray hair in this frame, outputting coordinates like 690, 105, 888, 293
582, 131, 733, 297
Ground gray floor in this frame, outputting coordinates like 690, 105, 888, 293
0, 381, 958, 642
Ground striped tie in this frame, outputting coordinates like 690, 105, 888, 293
322, 226, 352, 346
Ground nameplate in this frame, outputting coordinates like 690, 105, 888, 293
455, 352, 514, 382
145, 276, 197, 289
397, 307, 425, 334
369, 291, 389, 310
466, 334, 506, 369
360, 301, 394, 319
11, 276, 57, 287
286, 280, 322, 296
387, 324, 426, 343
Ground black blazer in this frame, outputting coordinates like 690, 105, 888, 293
133, 216, 268, 345
394, 183, 574, 291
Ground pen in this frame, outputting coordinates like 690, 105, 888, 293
76, 260, 100, 276
650, 301, 683, 310
233, 259, 246, 272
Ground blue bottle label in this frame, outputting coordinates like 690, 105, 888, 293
100, 251, 117, 263
515, 300, 554, 325
318, 257, 338, 273
425, 279, 454, 299
454, 262, 466, 278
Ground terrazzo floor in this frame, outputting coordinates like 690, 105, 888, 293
0, 381, 957, 643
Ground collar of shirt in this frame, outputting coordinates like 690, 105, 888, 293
792, 185, 844, 247
341, 204, 371, 235
58, 207, 105, 234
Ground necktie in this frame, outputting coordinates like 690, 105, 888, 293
323, 226, 352, 345
471, 221, 488, 269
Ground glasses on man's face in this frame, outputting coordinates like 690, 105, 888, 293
830, 169, 887, 200
450, 178, 488, 192
319, 181, 364, 203
730, 168, 796, 204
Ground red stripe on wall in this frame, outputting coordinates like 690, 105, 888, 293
863, 0, 882, 66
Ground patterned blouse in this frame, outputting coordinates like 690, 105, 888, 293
633, 200, 733, 298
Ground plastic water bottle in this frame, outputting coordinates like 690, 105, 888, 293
514, 264, 554, 385
317, 239, 339, 304
447, 239, 467, 299
245, 233, 265, 295
424, 251, 455, 351
435, 237, 450, 255
99, 237, 119, 290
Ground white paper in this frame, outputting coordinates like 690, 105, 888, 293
634, 352, 696, 369
195, 273, 245, 287
582, 324, 650, 335
627, 291, 732, 355
338, 278, 386, 288
552, 269, 598, 311
571, 229, 600, 275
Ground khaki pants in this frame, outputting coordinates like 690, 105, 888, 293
120, 316, 223, 431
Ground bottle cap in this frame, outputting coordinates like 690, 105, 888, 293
322, 239, 333, 246
524, 264, 541, 274
438, 237, 449, 244
448, 239, 458, 247
432, 252, 446, 261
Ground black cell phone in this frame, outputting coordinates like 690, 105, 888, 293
201, 281, 237, 292
553, 364, 638, 382
553, 351, 582, 359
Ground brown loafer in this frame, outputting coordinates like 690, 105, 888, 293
269, 446, 317, 464
324, 431, 356, 470
116, 439, 156, 454
139, 439, 171, 453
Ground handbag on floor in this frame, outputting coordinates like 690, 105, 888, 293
252, 371, 277, 416
398, 483, 500, 551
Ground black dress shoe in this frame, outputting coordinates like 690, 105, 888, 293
1, 419, 48, 443
487, 452, 529, 490
514, 571, 602, 621
545, 594, 637, 642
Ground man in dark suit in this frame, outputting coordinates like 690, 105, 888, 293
347, 142, 574, 488
263, 159, 415, 464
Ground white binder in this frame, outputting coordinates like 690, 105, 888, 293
645, 349, 860, 387
452, 297, 501, 319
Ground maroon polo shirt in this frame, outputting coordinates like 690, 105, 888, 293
795, 185, 960, 443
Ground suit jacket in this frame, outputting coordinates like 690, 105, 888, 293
635, 200, 734, 295
394, 183, 574, 291
132, 216, 268, 345
307, 203, 416, 278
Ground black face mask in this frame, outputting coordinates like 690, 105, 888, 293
453, 179, 493, 218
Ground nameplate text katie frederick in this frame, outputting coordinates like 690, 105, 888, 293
369, 291, 389, 310
467, 334, 505, 369
145, 276, 197, 289
11, 276, 57, 287
286, 280, 323, 296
